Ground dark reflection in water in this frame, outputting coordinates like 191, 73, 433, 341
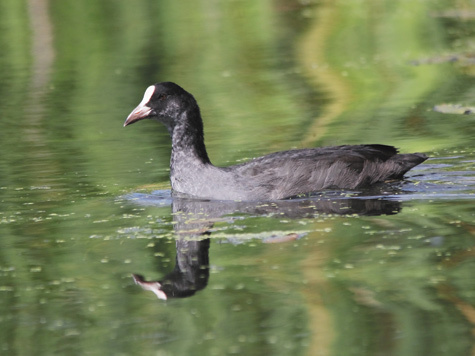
132, 239, 210, 300
130, 187, 406, 300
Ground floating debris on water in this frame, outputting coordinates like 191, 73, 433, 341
433, 103, 475, 115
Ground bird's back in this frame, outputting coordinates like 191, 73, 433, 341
231, 144, 427, 200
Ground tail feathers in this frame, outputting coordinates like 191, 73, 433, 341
388, 153, 428, 179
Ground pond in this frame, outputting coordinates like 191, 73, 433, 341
1, 0, 475, 355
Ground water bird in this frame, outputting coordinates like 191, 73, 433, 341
124, 82, 427, 201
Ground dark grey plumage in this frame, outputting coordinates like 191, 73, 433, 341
124, 82, 427, 201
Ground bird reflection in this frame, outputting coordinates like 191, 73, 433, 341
130, 188, 404, 300
132, 238, 210, 300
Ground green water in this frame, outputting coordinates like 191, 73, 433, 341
1, 0, 475, 355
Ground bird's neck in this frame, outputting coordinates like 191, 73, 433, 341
170, 111, 211, 167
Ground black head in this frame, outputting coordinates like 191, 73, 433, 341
124, 82, 195, 127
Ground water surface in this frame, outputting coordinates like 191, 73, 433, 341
1, 0, 475, 355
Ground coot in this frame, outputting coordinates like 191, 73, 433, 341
124, 82, 427, 201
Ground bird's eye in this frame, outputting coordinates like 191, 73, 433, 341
158, 94, 168, 101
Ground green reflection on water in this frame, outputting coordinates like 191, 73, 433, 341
0, 0, 475, 355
